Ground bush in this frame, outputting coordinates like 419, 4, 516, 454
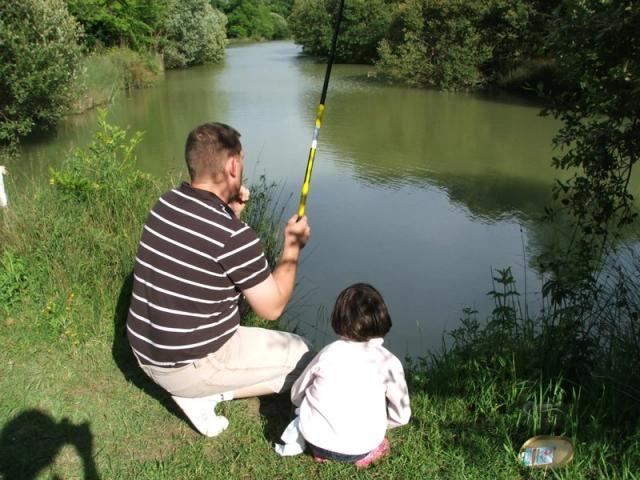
0, 0, 83, 143
266, 0, 295, 16
374, 0, 554, 91
161, 0, 228, 69
288, 0, 332, 57
270, 12, 290, 39
289, 0, 392, 63
65, 0, 169, 52
376, 0, 491, 90
225, 0, 275, 40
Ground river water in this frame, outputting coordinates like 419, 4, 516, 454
17, 41, 566, 358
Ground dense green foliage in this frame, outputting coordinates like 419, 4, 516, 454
66, 0, 230, 67
221, 0, 282, 40
539, 0, 640, 372
211, 0, 293, 40
161, 0, 228, 68
65, 0, 169, 52
545, 0, 639, 238
376, 0, 560, 90
266, 0, 295, 16
377, 0, 492, 89
0, 0, 83, 143
288, 0, 553, 89
288, 0, 332, 56
289, 0, 392, 63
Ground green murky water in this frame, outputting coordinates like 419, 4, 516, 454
17, 41, 570, 356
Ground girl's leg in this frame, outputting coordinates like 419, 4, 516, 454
306, 442, 368, 463
353, 438, 391, 469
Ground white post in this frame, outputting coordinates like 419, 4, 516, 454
0, 166, 7, 208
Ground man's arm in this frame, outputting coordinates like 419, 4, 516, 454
243, 214, 310, 320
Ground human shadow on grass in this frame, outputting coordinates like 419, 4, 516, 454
258, 392, 296, 445
111, 272, 183, 423
0, 409, 99, 480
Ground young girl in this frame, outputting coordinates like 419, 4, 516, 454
290, 283, 411, 468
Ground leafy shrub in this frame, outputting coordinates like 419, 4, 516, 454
0, 0, 83, 143
65, 0, 169, 52
270, 13, 290, 39
376, 0, 491, 90
478, 0, 542, 82
289, 0, 392, 63
213, 0, 291, 39
50, 109, 154, 215
1, 110, 288, 342
161, 0, 228, 69
225, 0, 275, 39
374, 0, 553, 90
266, 0, 294, 17
535, 1, 640, 380
288, 0, 332, 57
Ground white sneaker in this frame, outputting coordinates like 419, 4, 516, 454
171, 395, 229, 437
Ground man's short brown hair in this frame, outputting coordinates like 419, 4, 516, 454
185, 122, 242, 180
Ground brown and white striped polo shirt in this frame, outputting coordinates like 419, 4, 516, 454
126, 182, 271, 367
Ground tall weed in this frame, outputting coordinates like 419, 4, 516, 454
411, 264, 640, 476
71, 48, 163, 114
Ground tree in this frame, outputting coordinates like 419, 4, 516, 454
376, 0, 491, 90
65, 0, 169, 52
225, 0, 275, 39
289, 0, 392, 63
539, 0, 640, 302
219, 0, 291, 40
266, 0, 294, 16
288, 0, 332, 56
161, 0, 227, 68
0, 0, 83, 143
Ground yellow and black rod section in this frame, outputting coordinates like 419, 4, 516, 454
297, 0, 346, 220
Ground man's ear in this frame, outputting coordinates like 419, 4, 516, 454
228, 154, 240, 178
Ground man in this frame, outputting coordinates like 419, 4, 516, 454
127, 122, 313, 436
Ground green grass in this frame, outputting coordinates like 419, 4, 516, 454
1, 116, 638, 479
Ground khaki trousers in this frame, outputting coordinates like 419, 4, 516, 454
138, 326, 314, 398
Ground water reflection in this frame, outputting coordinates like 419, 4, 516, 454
15, 41, 572, 357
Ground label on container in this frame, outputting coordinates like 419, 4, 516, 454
519, 446, 555, 467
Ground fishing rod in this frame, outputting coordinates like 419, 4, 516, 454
296, 0, 346, 220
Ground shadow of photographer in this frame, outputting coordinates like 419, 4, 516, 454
0, 409, 99, 480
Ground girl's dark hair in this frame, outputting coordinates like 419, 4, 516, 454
331, 283, 391, 342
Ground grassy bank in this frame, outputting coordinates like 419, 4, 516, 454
0, 115, 638, 478
71, 48, 163, 115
